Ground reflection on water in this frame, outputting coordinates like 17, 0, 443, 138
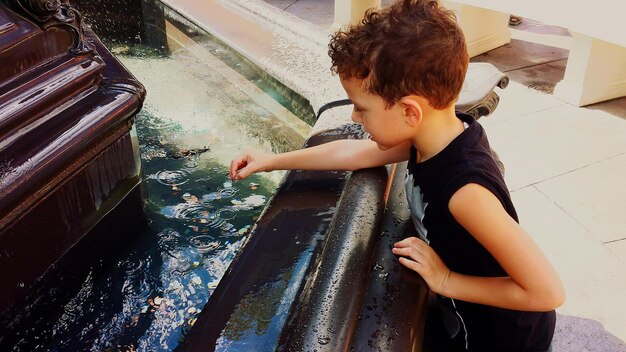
0, 0, 313, 350
0, 107, 276, 352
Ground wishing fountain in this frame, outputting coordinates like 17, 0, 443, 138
0, 0, 508, 350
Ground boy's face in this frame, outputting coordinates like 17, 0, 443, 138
340, 77, 415, 151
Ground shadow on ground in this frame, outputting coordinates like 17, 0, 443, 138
554, 314, 626, 351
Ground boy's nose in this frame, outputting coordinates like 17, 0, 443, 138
351, 110, 361, 123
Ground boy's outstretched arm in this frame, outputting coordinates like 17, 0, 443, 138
229, 139, 411, 180
393, 183, 565, 312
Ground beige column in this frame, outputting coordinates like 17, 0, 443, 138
554, 33, 626, 106
441, 1, 511, 58
333, 0, 381, 28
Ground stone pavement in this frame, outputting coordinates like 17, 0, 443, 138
264, 1, 626, 350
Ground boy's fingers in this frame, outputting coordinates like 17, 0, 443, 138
394, 237, 422, 248
392, 246, 422, 262
229, 160, 238, 179
230, 163, 242, 180
230, 155, 242, 177
230, 153, 250, 179
234, 165, 251, 180
398, 257, 420, 272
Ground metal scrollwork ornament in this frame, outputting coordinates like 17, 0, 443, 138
23, 0, 61, 18
5, 0, 94, 55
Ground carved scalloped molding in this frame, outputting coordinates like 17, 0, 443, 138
5, 0, 94, 54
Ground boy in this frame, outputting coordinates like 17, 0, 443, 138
229, 0, 564, 350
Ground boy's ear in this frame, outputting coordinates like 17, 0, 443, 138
399, 96, 423, 127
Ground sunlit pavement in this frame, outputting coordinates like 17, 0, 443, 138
264, 1, 626, 350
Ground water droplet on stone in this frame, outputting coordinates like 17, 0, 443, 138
318, 337, 330, 345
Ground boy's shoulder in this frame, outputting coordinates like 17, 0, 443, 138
408, 116, 509, 202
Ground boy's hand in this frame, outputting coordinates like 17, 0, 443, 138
229, 149, 274, 180
392, 237, 451, 294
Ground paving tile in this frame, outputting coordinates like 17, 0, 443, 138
547, 58, 568, 70
284, 0, 393, 30
267, 0, 417, 30
504, 62, 566, 94
283, 0, 335, 29
606, 239, 626, 266
472, 39, 569, 72
511, 18, 571, 37
511, 186, 626, 342
553, 314, 626, 352
262, 0, 295, 10
482, 103, 626, 190
510, 27, 571, 51
587, 96, 626, 121
478, 81, 567, 127
535, 153, 626, 243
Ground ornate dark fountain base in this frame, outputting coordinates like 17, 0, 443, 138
0, 1, 145, 314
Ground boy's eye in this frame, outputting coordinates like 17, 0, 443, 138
353, 106, 363, 112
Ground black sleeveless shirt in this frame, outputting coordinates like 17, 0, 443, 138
405, 112, 555, 351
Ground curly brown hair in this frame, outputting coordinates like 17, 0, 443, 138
328, 0, 468, 109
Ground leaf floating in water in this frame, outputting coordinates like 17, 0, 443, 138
111, 45, 131, 55
166, 146, 210, 159
147, 297, 162, 311
182, 193, 199, 203
238, 225, 252, 236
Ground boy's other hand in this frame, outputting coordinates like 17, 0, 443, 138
229, 149, 273, 180
393, 237, 451, 294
